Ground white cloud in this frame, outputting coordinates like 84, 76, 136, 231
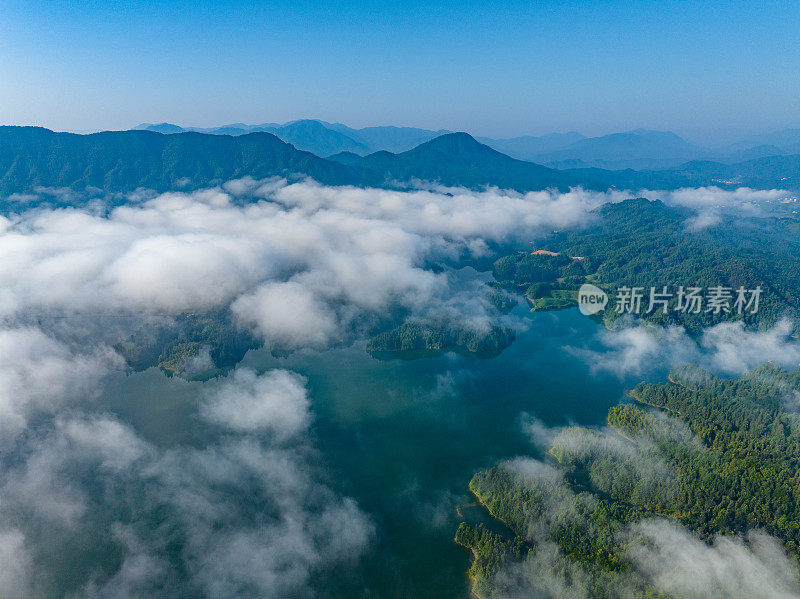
200, 368, 310, 439
137, 437, 373, 598
0, 181, 787, 349
0, 529, 32, 599
640, 186, 788, 230
0, 327, 117, 436
700, 319, 800, 374
647, 186, 787, 212
519, 413, 556, 450
487, 516, 800, 599
569, 322, 697, 377
628, 519, 800, 599
231, 281, 339, 348
0, 181, 624, 349
58, 416, 151, 471
571, 318, 800, 377
0, 358, 372, 598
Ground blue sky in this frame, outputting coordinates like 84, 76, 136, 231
1, 0, 798, 144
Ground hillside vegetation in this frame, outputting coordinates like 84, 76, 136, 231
493, 198, 800, 332
457, 363, 800, 597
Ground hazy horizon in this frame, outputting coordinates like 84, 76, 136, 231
5, 119, 800, 150
2, 1, 798, 145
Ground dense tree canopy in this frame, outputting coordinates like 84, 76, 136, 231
493, 198, 800, 331
458, 364, 800, 598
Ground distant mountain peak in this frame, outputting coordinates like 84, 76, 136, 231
134, 123, 185, 134
282, 119, 334, 130
625, 128, 674, 135
412, 132, 493, 154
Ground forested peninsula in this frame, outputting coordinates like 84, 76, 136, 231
457, 363, 800, 598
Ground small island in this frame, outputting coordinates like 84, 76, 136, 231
367, 321, 515, 359
114, 310, 259, 379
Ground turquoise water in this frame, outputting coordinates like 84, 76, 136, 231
102, 305, 663, 598
244, 306, 653, 598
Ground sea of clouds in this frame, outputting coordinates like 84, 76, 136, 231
0, 179, 795, 597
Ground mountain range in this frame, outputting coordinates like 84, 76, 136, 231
327, 133, 589, 190
2, 126, 800, 203
135, 120, 451, 157
0, 126, 381, 197
134, 119, 800, 170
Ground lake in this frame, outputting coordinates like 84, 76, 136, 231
100, 300, 669, 598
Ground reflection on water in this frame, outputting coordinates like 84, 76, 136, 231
101, 306, 665, 598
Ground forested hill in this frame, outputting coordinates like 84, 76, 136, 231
492, 197, 800, 332
457, 364, 800, 598
566, 153, 800, 190
0, 126, 381, 194
330, 132, 600, 192
0, 127, 593, 195
3, 126, 800, 197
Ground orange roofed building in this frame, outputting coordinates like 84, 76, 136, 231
531, 249, 585, 261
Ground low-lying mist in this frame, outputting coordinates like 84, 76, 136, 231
0, 178, 792, 597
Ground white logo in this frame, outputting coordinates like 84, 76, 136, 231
578, 283, 608, 315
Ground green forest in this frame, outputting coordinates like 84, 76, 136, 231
366, 320, 515, 358
4, 127, 800, 200
492, 198, 800, 332
114, 310, 258, 379
457, 363, 800, 598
